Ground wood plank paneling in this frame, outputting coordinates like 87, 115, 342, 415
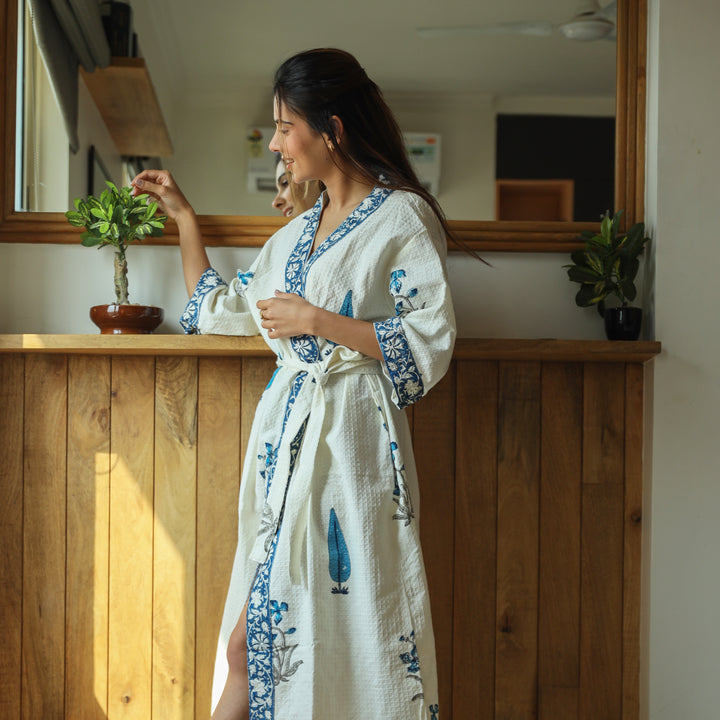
623, 364, 644, 720
196, 358, 242, 717
0, 355, 24, 720
496, 361, 541, 720
539, 363, 583, 720
579, 484, 624, 719
0, 349, 652, 720
153, 356, 198, 719
454, 360, 498, 718
580, 364, 626, 718
22, 355, 67, 720
583, 363, 625, 485
414, 366, 457, 717
66, 356, 111, 720
108, 357, 155, 719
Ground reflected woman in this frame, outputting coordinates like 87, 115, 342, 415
272, 154, 322, 218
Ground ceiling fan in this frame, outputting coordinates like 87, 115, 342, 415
417, 1, 617, 42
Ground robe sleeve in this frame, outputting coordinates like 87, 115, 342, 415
373, 223, 456, 410
180, 266, 261, 336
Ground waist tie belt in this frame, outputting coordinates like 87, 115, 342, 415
248, 352, 383, 587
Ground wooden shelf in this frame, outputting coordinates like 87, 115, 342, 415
0, 335, 661, 363
80, 57, 173, 157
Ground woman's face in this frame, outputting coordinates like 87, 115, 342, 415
272, 160, 295, 217
269, 99, 331, 185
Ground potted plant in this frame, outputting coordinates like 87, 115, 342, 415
564, 210, 650, 340
66, 181, 168, 333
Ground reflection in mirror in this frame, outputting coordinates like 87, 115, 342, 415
15, 0, 617, 222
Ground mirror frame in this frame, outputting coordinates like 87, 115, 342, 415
0, 0, 645, 253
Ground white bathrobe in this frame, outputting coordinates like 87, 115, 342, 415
181, 187, 455, 720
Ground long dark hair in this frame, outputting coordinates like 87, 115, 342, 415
273, 48, 479, 257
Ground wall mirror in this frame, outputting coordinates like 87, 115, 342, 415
0, 0, 645, 252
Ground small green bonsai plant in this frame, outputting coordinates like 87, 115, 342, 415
65, 181, 167, 305
564, 209, 650, 317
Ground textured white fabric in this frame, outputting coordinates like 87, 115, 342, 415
182, 188, 455, 720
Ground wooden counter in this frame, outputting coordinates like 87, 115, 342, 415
0, 336, 659, 719
0, 333, 661, 361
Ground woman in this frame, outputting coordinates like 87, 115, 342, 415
133, 48, 454, 720
272, 154, 321, 218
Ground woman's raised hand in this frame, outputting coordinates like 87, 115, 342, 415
133, 170, 210, 296
131, 170, 193, 223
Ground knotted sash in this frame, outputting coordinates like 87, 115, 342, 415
248, 348, 383, 586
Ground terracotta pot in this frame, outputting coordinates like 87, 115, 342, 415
90, 304, 164, 334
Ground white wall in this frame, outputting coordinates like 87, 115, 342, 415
644, 0, 720, 718
0, 241, 610, 339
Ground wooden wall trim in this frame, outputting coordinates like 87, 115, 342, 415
0, 334, 661, 363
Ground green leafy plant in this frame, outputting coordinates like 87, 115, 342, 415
65, 181, 167, 305
564, 210, 650, 317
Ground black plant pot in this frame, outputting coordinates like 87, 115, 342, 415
604, 306, 642, 341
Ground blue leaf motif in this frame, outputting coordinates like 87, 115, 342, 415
339, 290, 354, 318
328, 507, 351, 594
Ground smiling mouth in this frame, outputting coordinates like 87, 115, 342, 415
283, 207, 294, 217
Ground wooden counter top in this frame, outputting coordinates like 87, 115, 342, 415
0, 334, 661, 362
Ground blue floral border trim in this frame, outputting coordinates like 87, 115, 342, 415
284, 187, 391, 362
374, 316, 424, 409
247, 532, 280, 718
247, 384, 308, 718
179, 267, 227, 334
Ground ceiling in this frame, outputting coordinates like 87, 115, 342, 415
136, 0, 616, 105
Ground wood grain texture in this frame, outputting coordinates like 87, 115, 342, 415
153, 356, 198, 719
579, 484, 624, 718
22, 354, 67, 720
0, 355, 24, 720
583, 363, 626, 485
495, 361, 541, 720
623, 364, 644, 720
413, 366, 457, 717
80, 58, 172, 157
454, 360, 498, 719
195, 358, 242, 716
66, 356, 111, 720
579, 364, 626, 716
108, 357, 155, 719
538, 363, 582, 720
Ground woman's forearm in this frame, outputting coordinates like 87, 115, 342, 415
310, 308, 383, 361
176, 209, 211, 297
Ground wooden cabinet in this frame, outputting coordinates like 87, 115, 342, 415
0, 335, 659, 719
496, 179, 575, 221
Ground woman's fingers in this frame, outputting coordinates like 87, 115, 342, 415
131, 170, 191, 218
256, 294, 314, 338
